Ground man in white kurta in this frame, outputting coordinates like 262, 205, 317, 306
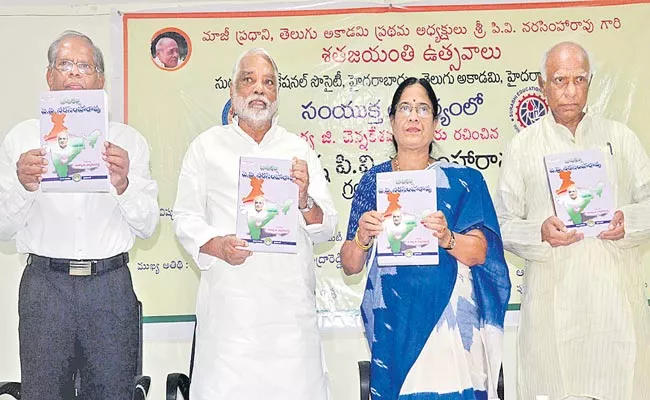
173, 48, 336, 400
496, 42, 650, 400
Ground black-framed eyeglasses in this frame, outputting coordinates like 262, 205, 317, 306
53, 60, 98, 75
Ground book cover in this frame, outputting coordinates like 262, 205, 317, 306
39, 89, 109, 192
236, 156, 298, 253
376, 169, 438, 266
544, 149, 614, 237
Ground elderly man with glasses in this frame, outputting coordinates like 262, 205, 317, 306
496, 41, 650, 400
0, 30, 158, 400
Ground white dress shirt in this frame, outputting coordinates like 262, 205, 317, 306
0, 119, 159, 259
173, 120, 337, 400
495, 113, 650, 400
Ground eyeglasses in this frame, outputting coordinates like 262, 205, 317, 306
396, 102, 434, 118
53, 60, 98, 75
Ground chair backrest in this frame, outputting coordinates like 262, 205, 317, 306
0, 381, 21, 398
358, 361, 370, 400
137, 300, 143, 376
165, 319, 196, 400
188, 321, 196, 380
133, 376, 151, 400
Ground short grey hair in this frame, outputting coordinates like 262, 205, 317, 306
47, 30, 105, 75
539, 41, 592, 82
231, 48, 279, 93
155, 37, 178, 54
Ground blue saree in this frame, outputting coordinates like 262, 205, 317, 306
346, 161, 511, 400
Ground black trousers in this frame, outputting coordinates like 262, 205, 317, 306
18, 254, 138, 400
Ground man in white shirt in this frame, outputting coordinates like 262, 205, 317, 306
173, 47, 337, 400
153, 37, 181, 69
0, 30, 159, 400
496, 41, 650, 400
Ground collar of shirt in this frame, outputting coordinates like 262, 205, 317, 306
545, 111, 594, 145
231, 115, 280, 147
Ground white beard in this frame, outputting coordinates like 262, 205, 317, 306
232, 93, 278, 127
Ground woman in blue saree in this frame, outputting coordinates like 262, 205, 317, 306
340, 78, 511, 400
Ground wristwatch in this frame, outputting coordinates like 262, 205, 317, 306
442, 231, 456, 250
298, 196, 315, 212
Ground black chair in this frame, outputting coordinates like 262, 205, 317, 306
165, 321, 196, 400
0, 382, 20, 399
358, 361, 504, 400
358, 361, 370, 400
0, 301, 150, 400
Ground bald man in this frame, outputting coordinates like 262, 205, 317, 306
154, 37, 180, 68
496, 42, 650, 400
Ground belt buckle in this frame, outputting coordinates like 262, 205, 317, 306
69, 260, 93, 276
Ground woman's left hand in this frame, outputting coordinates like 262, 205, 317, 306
421, 211, 452, 244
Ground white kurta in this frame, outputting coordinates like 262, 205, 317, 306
495, 114, 650, 400
173, 121, 337, 400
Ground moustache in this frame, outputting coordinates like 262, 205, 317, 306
246, 95, 269, 107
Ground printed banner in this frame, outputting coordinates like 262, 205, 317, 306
121, 0, 650, 321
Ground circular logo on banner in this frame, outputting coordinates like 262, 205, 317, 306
509, 86, 548, 132
72, 173, 81, 182
221, 99, 234, 125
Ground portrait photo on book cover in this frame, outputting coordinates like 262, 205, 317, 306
240, 192, 293, 242
544, 148, 614, 238
379, 200, 433, 256
553, 172, 608, 227
375, 169, 439, 266
44, 117, 102, 179
150, 28, 192, 71
236, 157, 298, 253
39, 89, 110, 193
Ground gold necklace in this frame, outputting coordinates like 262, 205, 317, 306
393, 156, 433, 172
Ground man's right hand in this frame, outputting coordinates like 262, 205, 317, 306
200, 235, 252, 266
541, 216, 584, 247
16, 148, 47, 192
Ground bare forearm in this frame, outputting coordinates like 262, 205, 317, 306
445, 229, 487, 266
301, 204, 323, 225
199, 236, 222, 259
340, 240, 368, 275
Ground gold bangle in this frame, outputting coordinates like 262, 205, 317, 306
441, 230, 456, 250
354, 230, 373, 251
